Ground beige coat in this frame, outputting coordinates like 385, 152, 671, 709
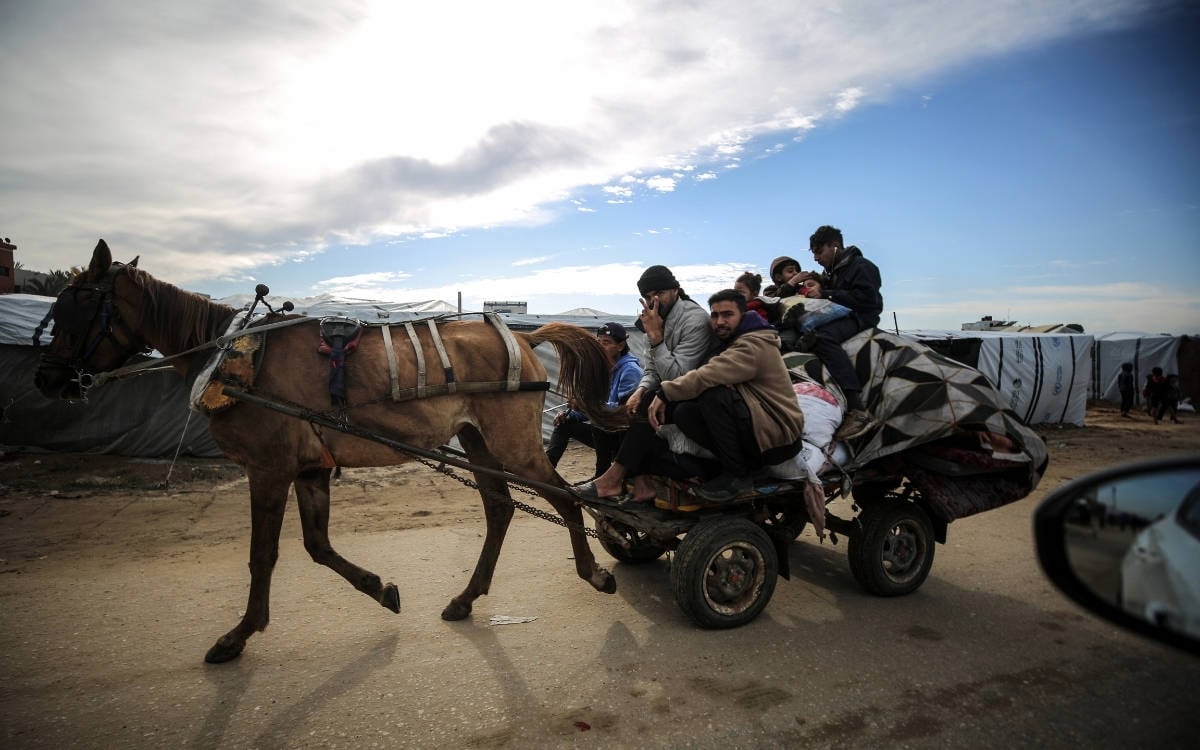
660, 328, 804, 452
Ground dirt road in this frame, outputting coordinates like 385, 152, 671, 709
1, 403, 1198, 748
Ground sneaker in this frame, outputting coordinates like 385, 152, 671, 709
694, 474, 754, 503
835, 409, 877, 441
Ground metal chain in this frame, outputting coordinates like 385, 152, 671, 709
411, 454, 598, 538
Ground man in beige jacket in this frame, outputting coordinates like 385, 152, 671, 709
580, 288, 804, 504
652, 288, 805, 501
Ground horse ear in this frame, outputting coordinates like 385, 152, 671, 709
129, 255, 139, 268
88, 239, 112, 280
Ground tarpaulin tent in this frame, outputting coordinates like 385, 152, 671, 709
1090, 332, 1184, 406
901, 330, 1092, 425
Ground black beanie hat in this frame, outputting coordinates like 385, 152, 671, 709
637, 265, 679, 295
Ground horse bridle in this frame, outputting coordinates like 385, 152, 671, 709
34, 262, 151, 398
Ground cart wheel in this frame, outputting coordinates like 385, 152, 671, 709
671, 517, 778, 629
847, 502, 935, 596
596, 518, 669, 564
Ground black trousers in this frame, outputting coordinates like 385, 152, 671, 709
546, 419, 624, 477
806, 315, 865, 398
672, 386, 758, 476
615, 415, 717, 482
672, 386, 801, 477
1120, 389, 1134, 414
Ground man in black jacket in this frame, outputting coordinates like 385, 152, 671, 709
799, 225, 883, 440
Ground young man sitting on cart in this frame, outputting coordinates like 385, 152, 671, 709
579, 288, 805, 504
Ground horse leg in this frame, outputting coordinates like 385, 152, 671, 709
293, 467, 400, 614
541, 489, 616, 595
441, 426, 515, 621
498, 426, 615, 594
205, 471, 289, 663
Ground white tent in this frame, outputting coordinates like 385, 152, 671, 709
902, 330, 1093, 425
1090, 332, 1180, 404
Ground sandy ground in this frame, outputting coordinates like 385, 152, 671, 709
1, 401, 1198, 748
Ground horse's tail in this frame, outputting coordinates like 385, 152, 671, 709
519, 323, 629, 432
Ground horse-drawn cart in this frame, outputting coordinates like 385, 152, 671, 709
231, 383, 1024, 631
34, 240, 1049, 662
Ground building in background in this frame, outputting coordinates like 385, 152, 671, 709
483, 300, 527, 314
0, 237, 14, 294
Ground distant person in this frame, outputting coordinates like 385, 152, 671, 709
1154, 373, 1182, 425
795, 224, 884, 441
545, 322, 643, 477
763, 255, 803, 298
733, 271, 769, 324
1117, 362, 1136, 418
1143, 367, 1166, 417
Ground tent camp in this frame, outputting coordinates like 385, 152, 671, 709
1090, 332, 1198, 408
4, 285, 1191, 457
901, 329, 1093, 426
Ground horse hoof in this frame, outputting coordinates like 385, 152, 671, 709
595, 570, 617, 595
204, 639, 245, 664
380, 583, 401, 614
441, 600, 471, 621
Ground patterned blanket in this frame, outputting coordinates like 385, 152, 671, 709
807, 329, 1049, 521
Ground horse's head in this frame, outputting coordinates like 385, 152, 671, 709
34, 239, 151, 401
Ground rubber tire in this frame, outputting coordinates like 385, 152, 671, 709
847, 502, 935, 596
596, 518, 669, 564
671, 516, 778, 629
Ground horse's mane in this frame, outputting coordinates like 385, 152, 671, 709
125, 266, 238, 352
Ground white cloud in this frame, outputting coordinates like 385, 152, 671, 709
0, 0, 1156, 286
645, 176, 678, 192
835, 87, 865, 112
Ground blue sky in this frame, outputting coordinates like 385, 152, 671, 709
2, 1, 1197, 333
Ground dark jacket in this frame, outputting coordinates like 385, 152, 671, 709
818, 245, 883, 328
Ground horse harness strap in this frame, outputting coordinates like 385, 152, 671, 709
483, 312, 522, 391
380, 324, 402, 401
378, 315, 521, 403
426, 319, 456, 392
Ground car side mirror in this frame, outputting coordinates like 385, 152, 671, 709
1034, 456, 1200, 655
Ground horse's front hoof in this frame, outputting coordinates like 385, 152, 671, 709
380, 583, 401, 614
594, 569, 617, 594
204, 637, 245, 664
441, 599, 472, 621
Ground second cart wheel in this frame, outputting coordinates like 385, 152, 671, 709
671, 516, 778, 629
596, 518, 669, 563
847, 502, 935, 596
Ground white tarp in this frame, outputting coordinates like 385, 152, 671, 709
974, 333, 1092, 426
1090, 332, 1180, 404
902, 329, 1093, 426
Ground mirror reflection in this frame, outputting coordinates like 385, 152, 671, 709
1062, 467, 1200, 639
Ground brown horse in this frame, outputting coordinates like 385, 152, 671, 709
35, 240, 622, 663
